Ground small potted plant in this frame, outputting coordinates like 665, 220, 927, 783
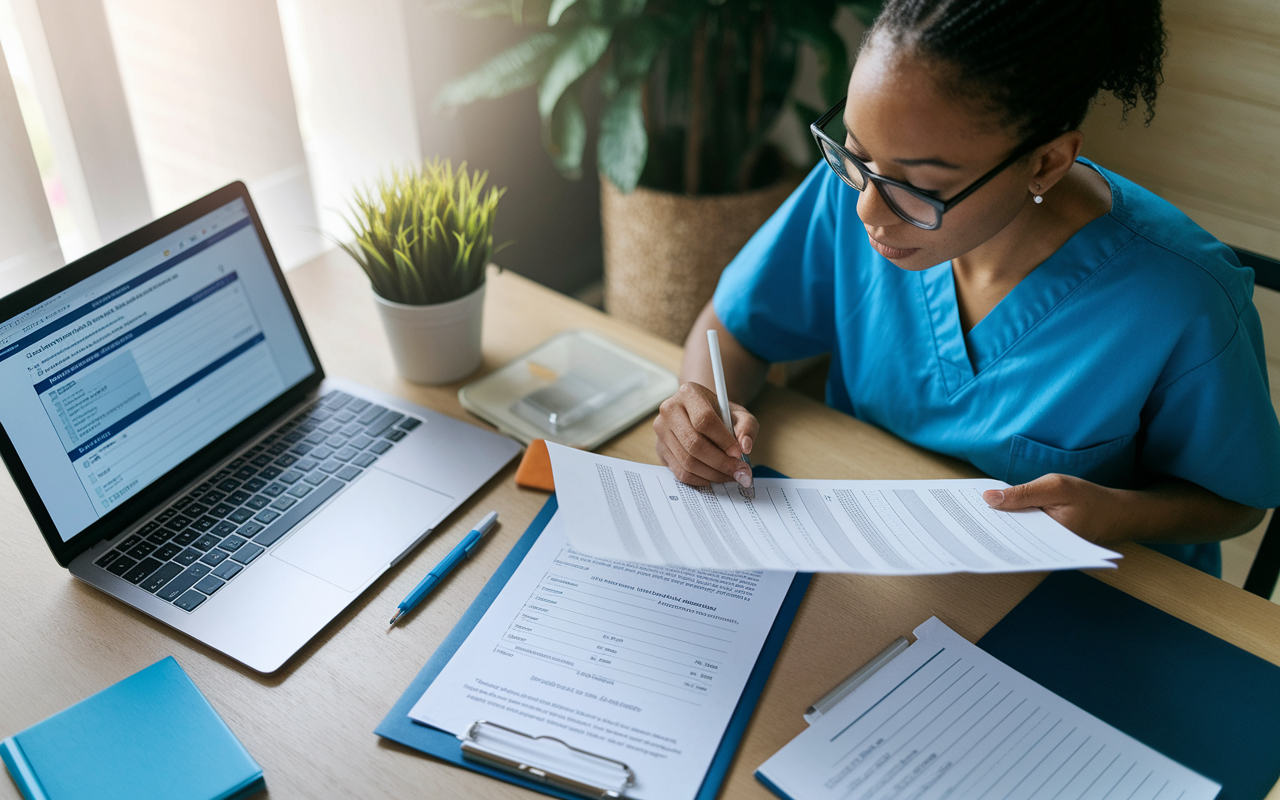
339, 159, 505, 384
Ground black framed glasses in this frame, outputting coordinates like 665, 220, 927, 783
811, 97, 1044, 230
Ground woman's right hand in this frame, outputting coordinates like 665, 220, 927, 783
653, 382, 758, 490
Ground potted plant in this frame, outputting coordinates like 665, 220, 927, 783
339, 159, 505, 384
436, 0, 880, 342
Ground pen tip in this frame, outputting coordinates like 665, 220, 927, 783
740, 485, 755, 500
389, 610, 402, 626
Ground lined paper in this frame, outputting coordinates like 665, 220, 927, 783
757, 618, 1219, 800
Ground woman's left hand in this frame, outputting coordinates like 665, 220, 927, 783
983, 473, 1124, 545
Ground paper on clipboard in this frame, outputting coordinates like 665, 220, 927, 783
756, 617, 1220, 800
407, 511, 795, 800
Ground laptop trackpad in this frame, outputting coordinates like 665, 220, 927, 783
271, 469, 453, 592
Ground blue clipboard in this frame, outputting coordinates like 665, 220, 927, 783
376, 470, 810, 800
978, 570, 1280, 800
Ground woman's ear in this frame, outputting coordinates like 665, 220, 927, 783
1029, 130, 1085, 195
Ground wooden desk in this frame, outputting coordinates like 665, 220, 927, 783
3, 252, 1279, 800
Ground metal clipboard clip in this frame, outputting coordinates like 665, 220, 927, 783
460, 720, 637, 799
803, 636, 911, 724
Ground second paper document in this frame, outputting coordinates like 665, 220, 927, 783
547, 444, 1119, 574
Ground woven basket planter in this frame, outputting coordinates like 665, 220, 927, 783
600, 172, 801, 344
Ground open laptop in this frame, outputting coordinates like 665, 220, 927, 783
0, 182, 521, 673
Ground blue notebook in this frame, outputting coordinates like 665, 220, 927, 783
978, 570, 1280, 800
1, 657, 264, 800
377, 480, 811, 800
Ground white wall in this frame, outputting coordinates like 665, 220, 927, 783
34, 0, 150, 245
101, 0, 323, 268
0, 34, 61, 295
277, 0, 420, 241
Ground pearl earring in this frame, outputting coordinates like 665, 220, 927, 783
1033, 183, 1043, 204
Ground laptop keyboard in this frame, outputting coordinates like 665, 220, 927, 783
91, 390, 422, 612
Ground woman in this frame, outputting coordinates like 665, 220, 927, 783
653, 0, 1280, 575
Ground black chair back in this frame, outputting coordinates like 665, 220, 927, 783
1232, 247, 1280, 599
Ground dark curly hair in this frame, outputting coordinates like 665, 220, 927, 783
869, 0, 1166, 145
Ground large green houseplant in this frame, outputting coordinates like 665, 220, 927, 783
438, 0, 880, 342
340, 159, 505, 384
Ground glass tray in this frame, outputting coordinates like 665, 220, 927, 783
458, 329, 678, 449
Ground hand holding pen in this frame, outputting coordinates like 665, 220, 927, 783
653, 331, 757, 495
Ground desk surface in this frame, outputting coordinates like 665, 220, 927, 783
3, 252, 1279, 800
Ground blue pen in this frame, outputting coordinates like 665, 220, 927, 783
389, 511, 499, 626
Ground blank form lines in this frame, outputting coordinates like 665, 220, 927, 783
758, 620, 1217, 800
497, 643, 702, 704
529, 593, 731, 648
1027, 734, 1091, 800
831, 649, 951, 745
521, 615, 718, 666
967, 713, 1059, 796
561, 580, 736, 632
997, 723, 1073, 800
944, 705, 1045, 797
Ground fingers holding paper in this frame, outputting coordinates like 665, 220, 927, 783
654, 382, 757, 488
983, 472, 1119, 544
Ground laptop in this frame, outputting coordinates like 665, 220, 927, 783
0, 182, 521, 673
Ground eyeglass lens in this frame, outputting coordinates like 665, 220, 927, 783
817, 137, 942, 229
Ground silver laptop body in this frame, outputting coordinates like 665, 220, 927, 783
0, 183, 520, 673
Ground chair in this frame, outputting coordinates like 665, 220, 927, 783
1233, 247, 1280, 599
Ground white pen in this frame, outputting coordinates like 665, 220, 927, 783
707, 329, 754, 499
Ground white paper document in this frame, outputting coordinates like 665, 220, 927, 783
757, 617, 1220, 800
547, 445, 1121, 574
409, 511, 795, 800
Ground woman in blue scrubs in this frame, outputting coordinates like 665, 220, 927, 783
652, 0, 1280, 575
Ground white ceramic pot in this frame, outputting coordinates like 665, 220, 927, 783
372, 282, 485, 384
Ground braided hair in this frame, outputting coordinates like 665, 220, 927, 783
869, 0, 1166, 145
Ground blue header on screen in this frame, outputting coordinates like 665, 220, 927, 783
0, 216, 251, 365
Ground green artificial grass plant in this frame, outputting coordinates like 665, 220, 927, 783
339, 159, 506, 305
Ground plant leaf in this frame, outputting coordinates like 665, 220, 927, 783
544, 86, 587, 177
547, 0, 578, 26
536, 23, 612, 119
334, 159, 504, 304
598, 80, 647, 192
611, 16, 662, 80
435, 32, 560, 109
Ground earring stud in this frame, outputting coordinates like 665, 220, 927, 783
1034, 195, 1043, 204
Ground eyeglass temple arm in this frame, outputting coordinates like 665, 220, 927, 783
811, 96, 848, 136
940, 135, 1047, 210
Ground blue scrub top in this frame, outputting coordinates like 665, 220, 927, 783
713, 159, 1280, 577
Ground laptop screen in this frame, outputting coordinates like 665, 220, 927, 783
0, 198, 316, 543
